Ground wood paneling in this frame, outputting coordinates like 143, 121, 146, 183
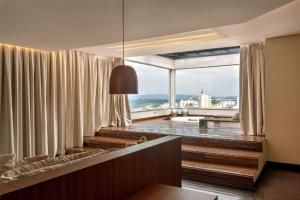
182, 160, 256, 190
182, 136, 263, 152
0, 136, 181, 200
182, 145, 261, 167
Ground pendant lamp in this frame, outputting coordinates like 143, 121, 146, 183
109, 0, 138, 94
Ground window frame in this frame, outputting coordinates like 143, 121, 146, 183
125, 60, 171, 113
126, 53, 240, 118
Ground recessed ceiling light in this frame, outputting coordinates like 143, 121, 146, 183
106, 29, 222, 51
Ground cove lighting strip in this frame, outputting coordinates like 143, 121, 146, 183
106, 30, 222, 51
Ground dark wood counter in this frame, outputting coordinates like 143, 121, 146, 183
0, 136, 181, 200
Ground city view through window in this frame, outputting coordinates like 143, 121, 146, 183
176, 65, 239, 109
127, 61, 239, 112
127, 61, 170, 112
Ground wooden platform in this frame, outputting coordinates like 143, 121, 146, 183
65, 147, 99, 154
182, 160, 257, 190
182, 145, 261, 167
0, 136, 182, 200
127, 183, 217, 200
84, 136, 138, 149
97, 118, 266, 190
100, 118, 264, 142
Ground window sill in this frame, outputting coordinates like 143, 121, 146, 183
175, 108, 239, 111
131, 109, 170, 120
130, 108, 238, 120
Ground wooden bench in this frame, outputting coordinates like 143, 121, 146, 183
127, 184, 217, 200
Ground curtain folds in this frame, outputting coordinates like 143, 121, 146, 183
240, 43, 265, 136
0, 44, 131, 158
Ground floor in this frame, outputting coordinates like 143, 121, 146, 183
182, 168, 300, 200
101, 118, 264, 142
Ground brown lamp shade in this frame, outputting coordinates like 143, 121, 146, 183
109, 65, 138, 94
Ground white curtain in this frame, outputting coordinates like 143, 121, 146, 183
0, 44, 131, 158
240, 43, 265, 136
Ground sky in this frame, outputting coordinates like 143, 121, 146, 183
126, 61, 239, 97
176, 65, 239, 97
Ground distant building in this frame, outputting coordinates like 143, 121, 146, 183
220, 100, 236, 108
179, 99, 198, 108
198, 90, 212, 108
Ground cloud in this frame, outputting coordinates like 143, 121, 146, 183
127, 61, 239, 97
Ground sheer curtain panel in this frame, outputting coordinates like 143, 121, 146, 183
0, 44, 131, 158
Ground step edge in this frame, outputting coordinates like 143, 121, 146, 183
182, 161, 257, 178
182, 149, 261, 160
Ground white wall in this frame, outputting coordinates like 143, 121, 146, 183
265, 34, 300, 165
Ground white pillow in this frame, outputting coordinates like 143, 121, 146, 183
1, 150, 104, 178
0, 154, 15, 173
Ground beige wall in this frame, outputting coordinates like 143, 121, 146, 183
265, 34, 300, 165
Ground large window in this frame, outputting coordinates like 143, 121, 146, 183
126, 61, 169, 112
176, 65, 239, 109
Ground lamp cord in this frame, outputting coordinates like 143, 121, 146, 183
122, 0, 125, 65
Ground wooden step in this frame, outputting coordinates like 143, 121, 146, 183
84, 136, 138, 149
97, 129, 162, 140
66, 147, 99, 154
182, 145, 261, 167
182, 160, 257, 190
182, 136, 264, 152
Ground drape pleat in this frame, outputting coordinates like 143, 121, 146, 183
95, 59, 112, 128
0, 44, 131, 158
240, 43, 265, 136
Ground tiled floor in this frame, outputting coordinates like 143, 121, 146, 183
182, 168, 300, 200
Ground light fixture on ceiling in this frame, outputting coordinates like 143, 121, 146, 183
106, 29, 222, 51
109, 0, 138, 94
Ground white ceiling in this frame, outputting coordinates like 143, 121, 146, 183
79, 0, 300, 58
0, 0, 294, 54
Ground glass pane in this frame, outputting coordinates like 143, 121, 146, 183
126, 61, 169, 112
176, 65, 239, 109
